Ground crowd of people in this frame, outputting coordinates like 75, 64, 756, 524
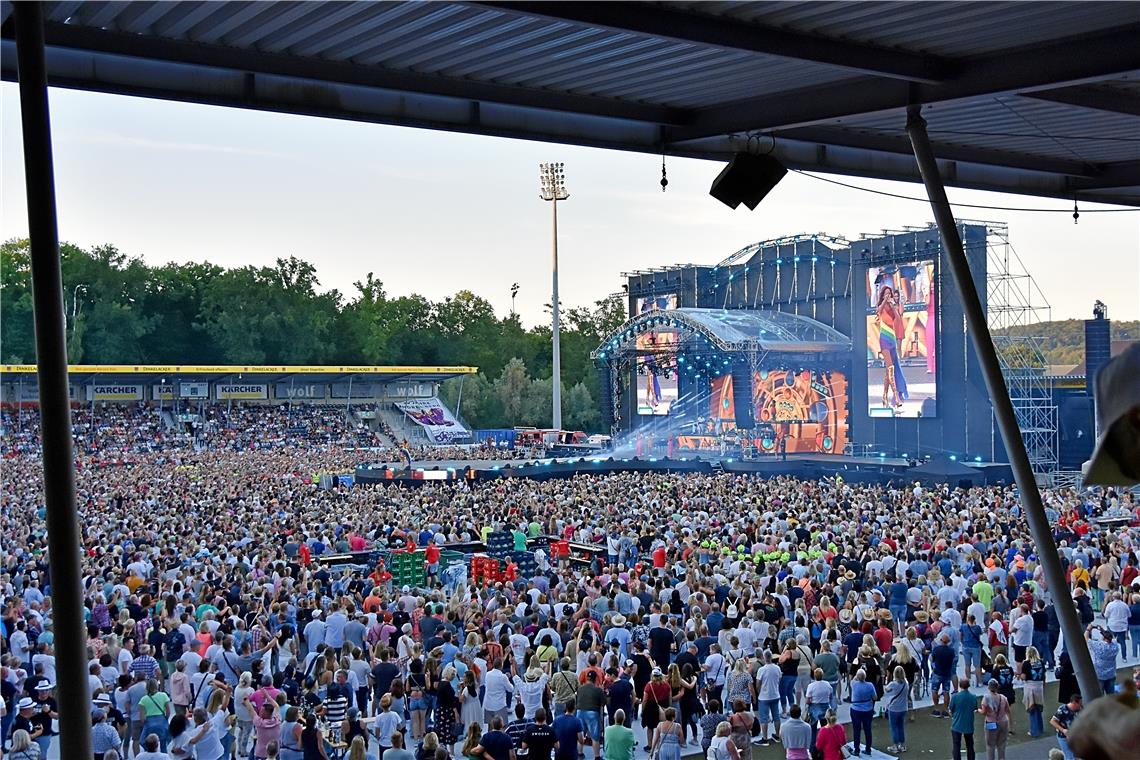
2, 401, 1139, 760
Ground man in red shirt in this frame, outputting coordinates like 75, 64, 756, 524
874, 617, 894, 654
652, 545, 667, 575
425, 541, 441, 579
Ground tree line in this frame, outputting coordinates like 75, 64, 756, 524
0, 239, 626, 432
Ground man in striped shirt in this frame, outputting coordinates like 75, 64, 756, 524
129, 644, 161, 681
322, 670, 353, 726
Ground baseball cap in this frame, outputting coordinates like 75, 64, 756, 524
1084, 342, 1140, 485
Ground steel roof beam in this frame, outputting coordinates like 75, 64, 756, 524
11, 20, 690, 126
673, 25, 1140, 140
1021, 84, 1140, 117
476, 1, 951, 84
772, 126, 1099, 178
1070, 160, 1140, 190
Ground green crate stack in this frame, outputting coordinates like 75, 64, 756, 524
392, 550, 426, 588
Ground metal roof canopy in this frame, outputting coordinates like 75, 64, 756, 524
0, 364, 478, 385
592, 306, 852, 359
0, 1, 1137, 205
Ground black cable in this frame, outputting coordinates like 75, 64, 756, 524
791, 170, 1138, 212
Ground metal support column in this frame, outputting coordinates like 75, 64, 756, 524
13, 3, 92, 758
906, 105, 1101, 701
551, 195, 563, 430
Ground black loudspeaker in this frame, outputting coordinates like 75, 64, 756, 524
1084, 316, 1111, 396
597, 366, 615, 431
730, 364, 754, 429
709, 153, 788, 210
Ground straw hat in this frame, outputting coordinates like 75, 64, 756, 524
914, 610, 930, 623
838, 609, 854, 624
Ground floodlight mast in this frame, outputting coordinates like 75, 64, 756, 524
539, 163, 569, 431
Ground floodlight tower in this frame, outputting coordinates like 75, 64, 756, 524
539, 162, 569, 430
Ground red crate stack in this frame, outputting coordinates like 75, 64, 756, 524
471, 554, 500, 585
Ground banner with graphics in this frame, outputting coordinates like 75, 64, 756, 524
85, 384, 143, 401
152, 384, 176, 400
215, 383, 268, 400
395, 397, 469, 443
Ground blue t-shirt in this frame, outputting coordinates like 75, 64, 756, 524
960, 623, 983, 649
950, 690, 978, 734
553, 714, 583, 760
889, 582, 909, 606
850, 681, 877, 712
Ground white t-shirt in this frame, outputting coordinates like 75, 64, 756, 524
756, 663, 781, 701
1104, 599, 1131, 632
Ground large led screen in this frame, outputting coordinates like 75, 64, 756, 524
866, 260, 937, 417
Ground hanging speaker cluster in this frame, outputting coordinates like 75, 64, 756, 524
709, 152, 787, 210
730, 363, 755, 430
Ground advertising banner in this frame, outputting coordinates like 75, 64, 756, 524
274, 383, 326, 400
395, 397, 469, 443
215, 383, 268, 400
85, 384, 143, 401
152, 384, 176, 400
382, 382, 435, 399
330, 382, 375, 399
179, 382, 210, 399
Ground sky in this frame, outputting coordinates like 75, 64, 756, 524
2, 84, 1138, 326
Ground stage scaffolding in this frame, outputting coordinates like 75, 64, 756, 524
981, 222, 1058, 474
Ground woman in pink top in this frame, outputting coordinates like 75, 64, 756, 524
978, 679, 1011, 760
251, 702, 282, 760
814, 710, 848, 760
171, 660, 192, 715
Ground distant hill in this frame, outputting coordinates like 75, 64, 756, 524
992, 319, 1139, 367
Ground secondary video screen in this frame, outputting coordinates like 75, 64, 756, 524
866, 260, 937, 417
635, 294, 678, 315
636, 328, 677, 415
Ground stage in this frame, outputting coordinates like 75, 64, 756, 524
353, 451, 1012, 486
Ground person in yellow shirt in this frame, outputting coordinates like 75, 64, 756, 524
1070, 560, 1091, 594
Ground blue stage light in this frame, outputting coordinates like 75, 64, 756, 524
811, 256, 818, 262
726, 458, 734, 463
794, 256, 800, 262
950, 455, 957, 461
975, 456, 982, 462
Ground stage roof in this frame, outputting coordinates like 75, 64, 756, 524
595, 307, 851, 357
0, 364, 478, 384
1, 1, 1137, 206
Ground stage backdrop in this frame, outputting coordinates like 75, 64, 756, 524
707, 368, 849, 455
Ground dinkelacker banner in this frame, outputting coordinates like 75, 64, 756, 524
394, 397, 469, 443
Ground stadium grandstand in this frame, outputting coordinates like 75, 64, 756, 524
0, 364, 477, 448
